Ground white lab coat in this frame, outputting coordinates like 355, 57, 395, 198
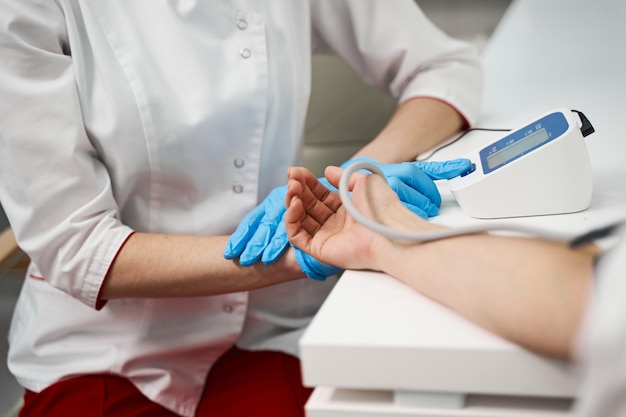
0, 1, 482, 415
574, 225, 626, 417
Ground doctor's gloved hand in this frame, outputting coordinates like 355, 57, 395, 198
293, 245, 343, 281
224, 185, 290, 266
222, 181, 342, 279
224, 177, 336, 267
224, 157, 470, 267
342, 156, 471, 219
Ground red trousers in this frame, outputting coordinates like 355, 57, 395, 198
20, 347, 313, 417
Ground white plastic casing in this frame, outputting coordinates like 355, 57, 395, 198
447, 108, 593, 219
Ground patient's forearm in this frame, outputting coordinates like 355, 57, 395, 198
376, 233, 594, 360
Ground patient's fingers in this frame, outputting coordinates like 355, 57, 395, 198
324, 165, 368, 191
324, 166, 343, 189
285, 167, 346, 250
297, 167, 343, 213
286, 167, 341, 215
284, 194, 314, 247
285, 177, 334, 234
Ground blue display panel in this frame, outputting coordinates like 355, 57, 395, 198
479, 112, 569, 174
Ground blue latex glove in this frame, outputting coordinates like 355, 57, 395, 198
347, 156, 472, 217
293, 244, 342, 281
223, 177, 334, 267
224, 185, 288, 266
224, 157, 471, 269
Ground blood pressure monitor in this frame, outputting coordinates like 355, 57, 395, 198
340, 108, 601, 242
447, 108, 595, 219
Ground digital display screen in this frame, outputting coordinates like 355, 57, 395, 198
486, 128, 550, 170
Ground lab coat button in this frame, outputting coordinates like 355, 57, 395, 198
232, 184, 244, 193
240, 48, 251, 59
223, 304, 234, 313
234, 158, 245, 168
237, 19, 248, 30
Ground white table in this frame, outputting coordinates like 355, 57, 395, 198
300, 0, 626, 415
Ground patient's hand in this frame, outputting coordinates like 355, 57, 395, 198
284, 165, 426, 272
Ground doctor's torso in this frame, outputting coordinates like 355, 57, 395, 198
3, 2, 327, 415
67, 0, 312, 235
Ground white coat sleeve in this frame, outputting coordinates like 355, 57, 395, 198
0, 1, 133, 309
573, 226, 626, 417
310, 0, 483, 126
